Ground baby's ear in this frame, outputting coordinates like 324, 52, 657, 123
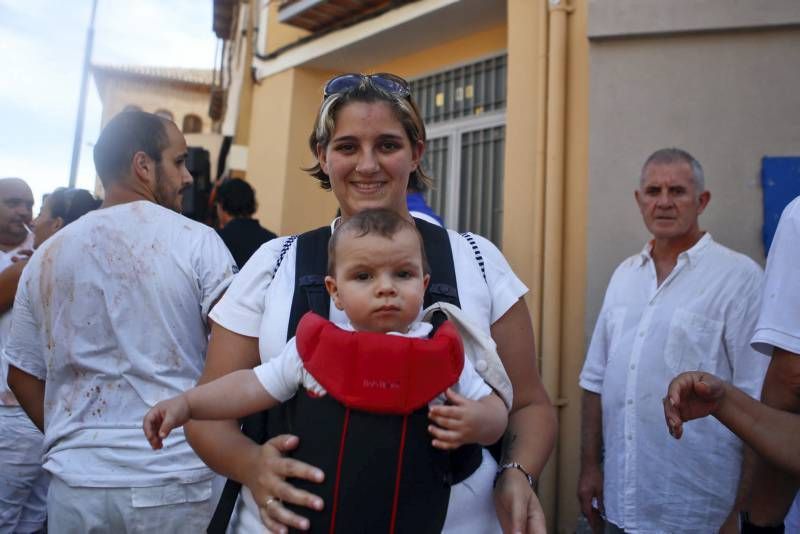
324, 275, 344, 310
422, 273, 431, 291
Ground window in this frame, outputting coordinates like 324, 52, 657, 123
410, 54, 507, 126
414, 54, 507, 246
183, 114, 203, 134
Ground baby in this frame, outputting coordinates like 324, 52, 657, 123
144, 208, 508, 531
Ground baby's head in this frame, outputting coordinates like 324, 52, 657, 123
325, 209, 430, 333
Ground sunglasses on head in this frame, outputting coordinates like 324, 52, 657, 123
323, 73, 411, 99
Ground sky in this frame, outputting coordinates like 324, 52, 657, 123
0, 0, 218, 211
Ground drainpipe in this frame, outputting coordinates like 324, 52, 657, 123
540, 0, 572, 526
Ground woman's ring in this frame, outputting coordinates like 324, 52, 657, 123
265, 496, 280, 508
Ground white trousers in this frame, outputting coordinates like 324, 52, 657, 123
0, 407, 49, 534
47, 475, 222, 534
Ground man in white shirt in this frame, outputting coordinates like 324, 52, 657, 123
0, 177, 43, 534
664, 195, 800, 532
5, 111, 237, 532
577, 148, 769, 533
737, 194, 800, 531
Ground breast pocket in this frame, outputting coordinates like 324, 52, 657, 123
664, 309, 723, 373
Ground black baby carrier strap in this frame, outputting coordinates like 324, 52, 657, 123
209, 220, 482, 533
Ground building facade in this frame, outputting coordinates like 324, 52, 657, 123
210, 1, 800, 531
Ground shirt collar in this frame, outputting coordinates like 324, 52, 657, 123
638, 232, 713, 267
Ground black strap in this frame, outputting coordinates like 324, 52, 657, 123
287, 227, 332, 338
415, 218, 459, 309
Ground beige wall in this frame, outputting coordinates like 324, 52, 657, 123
588, 0, 800, 38
93, 75, 222, 187
586, 28, 800, 336
96, 78, 212, 134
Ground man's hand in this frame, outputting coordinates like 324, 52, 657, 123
142, 394, 191, 449
428, 388, 506, 449
11, 249, 32, 263
664, 371, 726, 439
577, 463, 604, 534
494, 467, 546, 534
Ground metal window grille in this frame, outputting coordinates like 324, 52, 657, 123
458, 126, 505, 245
420, 137, 449, 217
410, 54, 507, 125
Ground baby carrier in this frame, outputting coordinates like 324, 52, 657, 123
209, 219, 484, 534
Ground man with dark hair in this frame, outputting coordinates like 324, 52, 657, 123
215, 177, 276, 267
577, 148, 768, 533
6, 111, 237, 531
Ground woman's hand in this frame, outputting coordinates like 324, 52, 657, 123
493, 468, 546, 534
244, 434, 325, 533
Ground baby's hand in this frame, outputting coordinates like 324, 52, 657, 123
143, 395, 191, 450
428, 388, 485, 450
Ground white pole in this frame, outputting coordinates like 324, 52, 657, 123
68, 0, 99, 188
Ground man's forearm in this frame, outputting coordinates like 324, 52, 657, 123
580, 390, 603, 468
717, 382, 800, 479
7, 365, 45, 431
734, 348, 800, 525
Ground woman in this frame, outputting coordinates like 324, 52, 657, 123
0, 187, 100, 533
186, 74, 557, 534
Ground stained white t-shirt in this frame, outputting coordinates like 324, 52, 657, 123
4, 201, 237, 488
209, 222, 527, 531
254, 321, 491, 403
0, 232, 33, 407
752, 196, 800, 355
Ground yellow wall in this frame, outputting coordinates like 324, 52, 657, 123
505, 1, 590, 530
235, 4, 255, 145
266, 0, 310, 52
370, 25, 507, 78
558, 0, 589, 531
246, 67, 338, 235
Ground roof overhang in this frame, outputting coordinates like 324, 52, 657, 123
254, 0, 505, 79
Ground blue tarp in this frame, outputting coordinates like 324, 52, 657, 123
761, 156, 800, 256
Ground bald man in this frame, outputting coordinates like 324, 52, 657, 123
0, 177, 45, 533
